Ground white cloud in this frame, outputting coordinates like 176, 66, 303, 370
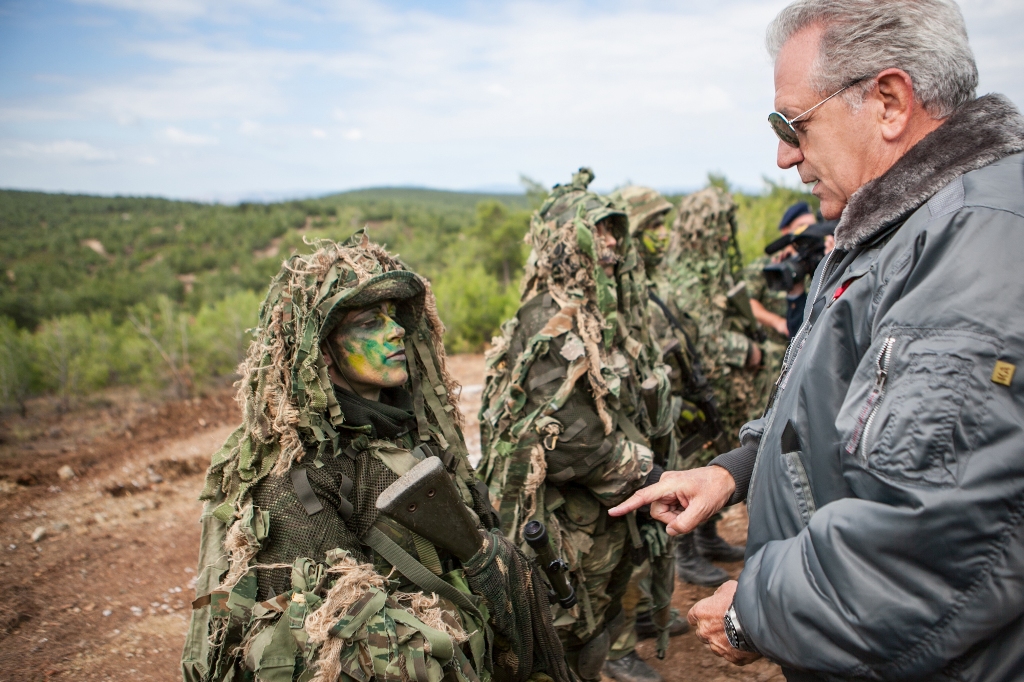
239, 119, 263, 135
162, 126, 218, 145
0, 140, 116, 161
4, 0, 1023, 197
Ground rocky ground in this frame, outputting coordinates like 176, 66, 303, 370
0, 355, 781, 682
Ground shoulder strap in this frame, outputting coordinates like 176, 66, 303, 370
362, 525, 481, 618
290, 467, 324, 515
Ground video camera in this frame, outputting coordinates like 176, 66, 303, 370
762, 220, 836, 292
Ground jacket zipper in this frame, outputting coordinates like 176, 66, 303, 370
845, 336, 896, 458
748, 250, 837, 508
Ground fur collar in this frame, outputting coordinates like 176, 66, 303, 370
835, 94, 1024, 251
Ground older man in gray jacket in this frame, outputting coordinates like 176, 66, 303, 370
612, 1, 1024, 680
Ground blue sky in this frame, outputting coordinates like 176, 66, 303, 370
1, 0, 1021, 201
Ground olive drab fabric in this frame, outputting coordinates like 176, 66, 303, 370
661, 187, 783, 454
182, 232, 570, 682
477, 169, 672, 667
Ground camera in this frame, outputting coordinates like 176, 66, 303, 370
762, 235, 825, 292
762, 219, 837, 292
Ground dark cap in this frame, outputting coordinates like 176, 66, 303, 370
779, 202, 811, 230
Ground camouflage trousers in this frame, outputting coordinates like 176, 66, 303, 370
608, 538, 675, 660
558, 515, 634, 677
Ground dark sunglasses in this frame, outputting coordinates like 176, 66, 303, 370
768, 77, 870, 147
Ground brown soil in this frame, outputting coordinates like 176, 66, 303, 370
0, 356, 781, 682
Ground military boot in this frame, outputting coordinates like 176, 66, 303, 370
674, 531, 729, 587
695, 518, 746, 562
635, 608, 689, 639
603, 652, 662, 682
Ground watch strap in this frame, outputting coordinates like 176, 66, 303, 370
724, 604, 754, 652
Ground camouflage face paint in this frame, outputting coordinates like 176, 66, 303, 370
640, 217, 669, 269
325, 301, 408, 400
594, 219, 621, 276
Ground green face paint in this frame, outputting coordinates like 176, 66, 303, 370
325, 302, 408, 400
640, 222, 668, 269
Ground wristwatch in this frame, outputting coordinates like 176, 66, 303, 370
724, 604, 754, 652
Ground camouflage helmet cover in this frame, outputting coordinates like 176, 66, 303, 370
319, 266, 425, 337
610, 185, 674, 237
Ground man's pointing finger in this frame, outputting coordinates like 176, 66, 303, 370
609, 479, 680, 517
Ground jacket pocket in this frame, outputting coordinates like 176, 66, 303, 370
780, 421, 816, 526
866, 350, 974, 487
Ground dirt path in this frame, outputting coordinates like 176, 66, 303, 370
0, 355, 781, 682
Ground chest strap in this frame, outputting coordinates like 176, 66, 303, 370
362, 525, 481, 619
291, 467, 324, 515
291, 467, 354, 520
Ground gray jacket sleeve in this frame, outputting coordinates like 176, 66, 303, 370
734, 204, 1024, 679
709, 416, 766, 505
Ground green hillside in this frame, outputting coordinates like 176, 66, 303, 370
0, 187, 530, 329
0, 181, 812, 411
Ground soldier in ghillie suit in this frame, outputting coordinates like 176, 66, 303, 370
598, 186, 704, 682
181, 232, 571, 682
477, 169, 673, 682
657, 187, 781, 586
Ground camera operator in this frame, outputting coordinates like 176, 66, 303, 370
762, 217, 836, 337
746, 202, 815, 339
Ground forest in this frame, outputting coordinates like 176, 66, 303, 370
0, 178, 813, 413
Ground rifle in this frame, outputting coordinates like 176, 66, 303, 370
648, 291, 723, 455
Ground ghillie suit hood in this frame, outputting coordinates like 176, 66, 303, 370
661, 187, 745, 346
661, 186, 746, 338
508, 167, 662, 434
199, 231, 468, 580
664, 186, 742, 282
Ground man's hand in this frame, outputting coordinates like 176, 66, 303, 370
687, 581, 761, 666
608, 466, 735, 535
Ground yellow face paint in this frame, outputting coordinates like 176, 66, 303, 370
326, 302, 408, 399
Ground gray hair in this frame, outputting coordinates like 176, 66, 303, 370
767, 0, 978, 118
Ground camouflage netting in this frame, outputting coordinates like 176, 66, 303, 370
463, 533, 573, 682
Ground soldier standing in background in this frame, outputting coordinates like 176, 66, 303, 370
602, 185, 728, 682
659, 187, 782, 584
478, 169, 673, 682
